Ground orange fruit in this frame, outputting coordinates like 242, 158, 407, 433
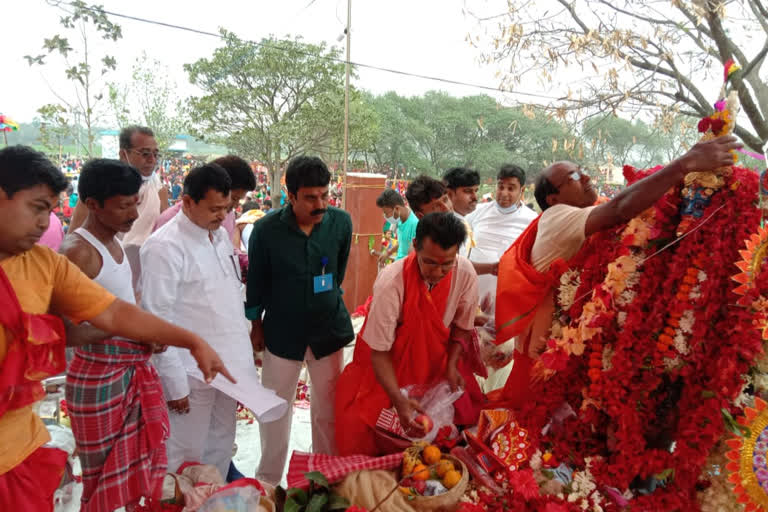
422, 445, 441, 465
442, 469, 461, 489
436, 459, 455, 478
412, 464, 430, 481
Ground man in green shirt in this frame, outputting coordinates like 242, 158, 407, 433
246, 156, 354, 485
375, 188, 418, 263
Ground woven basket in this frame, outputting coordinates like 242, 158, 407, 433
408, 455, 468, 512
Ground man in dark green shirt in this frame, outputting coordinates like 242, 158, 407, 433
246, 155, 354, 485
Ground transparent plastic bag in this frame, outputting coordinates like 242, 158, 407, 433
198, 478, 272, 512
477, 326, 515, 370
401, 380, 464, 443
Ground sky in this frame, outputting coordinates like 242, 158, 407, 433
3, 0, 541, 124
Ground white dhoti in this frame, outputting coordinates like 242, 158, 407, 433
166, 375, 237, 479
256, 347, 343, 486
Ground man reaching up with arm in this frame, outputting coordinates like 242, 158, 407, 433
492, 135, 742, 407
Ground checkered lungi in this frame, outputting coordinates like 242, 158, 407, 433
66, 340, 169, 512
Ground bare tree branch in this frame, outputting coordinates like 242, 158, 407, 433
477, 0, 768, 151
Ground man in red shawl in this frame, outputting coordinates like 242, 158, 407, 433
336, 212, 479, 456
491, 135, 742, 407
0, 146, 233, 511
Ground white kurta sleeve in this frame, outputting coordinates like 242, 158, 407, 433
140, 237, 190, 401
452, 258, 479, 331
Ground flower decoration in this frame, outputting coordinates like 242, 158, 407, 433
502, 164, 763, 510
724, 58, 742, 82
725, 397, 768, 511
698, 116, 728, 136
732, 225, 768, 339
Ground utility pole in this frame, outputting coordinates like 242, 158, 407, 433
341, 0, 351, 210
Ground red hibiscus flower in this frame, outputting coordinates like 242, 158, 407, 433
541, 341, 570, 371
507, 468, 540, 500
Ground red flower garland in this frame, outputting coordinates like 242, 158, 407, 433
506, 166, 763, 511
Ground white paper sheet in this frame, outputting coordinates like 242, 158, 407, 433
189, 365, 288, 423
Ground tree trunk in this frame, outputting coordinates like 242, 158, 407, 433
270, 163, 282, 208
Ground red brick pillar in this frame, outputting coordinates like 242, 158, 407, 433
342, 173, 387, 314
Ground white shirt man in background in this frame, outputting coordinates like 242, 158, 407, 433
467, 164, 537, 309
443, 167, 480, 258
467, 165, 537, 391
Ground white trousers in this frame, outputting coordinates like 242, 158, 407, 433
256, 347, 343, 485
166, 375, 237, 479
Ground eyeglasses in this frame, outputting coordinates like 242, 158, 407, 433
553, 170, 582, 189
128, 148, 160, 160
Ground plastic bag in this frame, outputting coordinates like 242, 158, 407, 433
44, 423, 76, 455
477, 326, 515, 370
197, 478, 272, 512
401, 380, 464, 443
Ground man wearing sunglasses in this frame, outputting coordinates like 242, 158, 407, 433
70, 126, 169, 289
492, 134, 743, 407
336, 212, 483, 455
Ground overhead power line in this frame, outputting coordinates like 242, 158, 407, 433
63, 2, 574, 102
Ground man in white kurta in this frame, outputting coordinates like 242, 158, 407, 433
467, 165, 537, 309
140, 163, 251, 478
467, 165, 537, 391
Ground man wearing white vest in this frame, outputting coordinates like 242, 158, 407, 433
70, 126, 168, 288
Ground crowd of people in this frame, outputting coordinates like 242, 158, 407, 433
0, 120, 743, 511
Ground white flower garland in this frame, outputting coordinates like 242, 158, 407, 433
558, 270, 581, 311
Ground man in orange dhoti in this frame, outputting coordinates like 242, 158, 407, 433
336, 212, 480, 456
491, 135, 742, 407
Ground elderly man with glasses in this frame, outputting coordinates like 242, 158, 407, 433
490, 135, 743, 408
335, 212, 482, 456
70, 126, 168, 289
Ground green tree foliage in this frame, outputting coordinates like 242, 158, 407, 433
108, 53, 187, 156
184, 30, 355, 196
366, 91, 577, 181
322, 90, 379, 171
37, 103, 72, 161
25, 1, 122, 156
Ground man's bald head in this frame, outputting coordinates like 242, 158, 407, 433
534, 161, 597, 211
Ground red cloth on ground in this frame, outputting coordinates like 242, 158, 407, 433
67, 340, 169, 512
488, 216, 568, 409
335, 253, 481, 456
0, 263, 66, 419
0, 446, 68, 511
287, 452, 403, 490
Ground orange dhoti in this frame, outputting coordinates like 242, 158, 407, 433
488, 216, 568, 409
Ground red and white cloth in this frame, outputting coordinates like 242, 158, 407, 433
375, 407, 407, 438
286, 452, 403, 490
